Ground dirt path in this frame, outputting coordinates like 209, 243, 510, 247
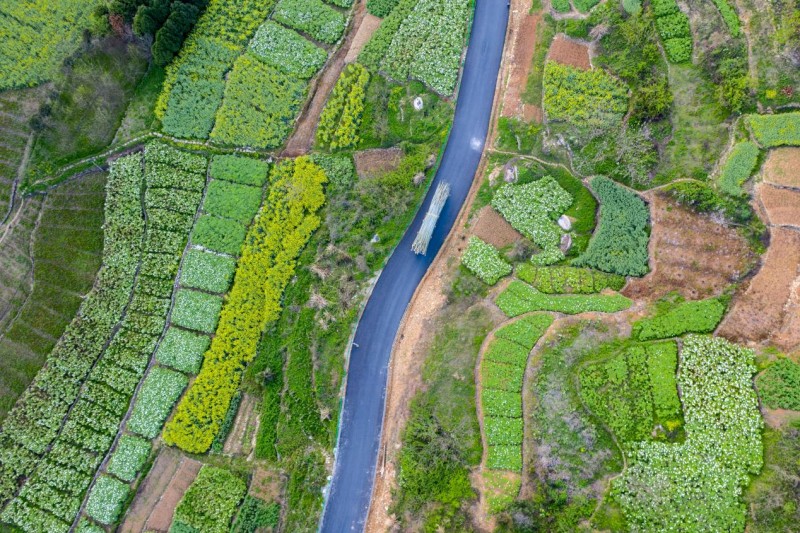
223, 394, 257, 456
499, 0, 542, 122
281, 1, 368, 158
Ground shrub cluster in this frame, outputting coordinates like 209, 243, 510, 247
249, 21, 328, 79
172, 466, 247, 532
748, 112, 800, 147
756, 358, 800, 410
551, 0, 571, 12
461, 237, 512, 285
543, 62, 628, 130
317, 63, 371, 150
163, 157, 327, 453
573, 176, 650, 277
634, 298, 726, 341
496, 280, 632, 317
491, 176, 573, 265
231, 496, 281, 532
614, 336, 763, 531
651, 0, 693, 63
719, 141, 760, 197
515, 265, 625, 294
367, 0, 401, 16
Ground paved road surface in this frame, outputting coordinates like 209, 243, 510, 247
320, 2, 509, 531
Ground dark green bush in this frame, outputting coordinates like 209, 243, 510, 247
757, 359, 800, 410
367, 0, 401, 16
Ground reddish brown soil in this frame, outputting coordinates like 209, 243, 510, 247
758, 183, 800, 227
120, 448, 182, 532
762, 148, 800, 188
282, 2, 367, 157
719, 227, 800, 348
500, 1, 543, 122
471, 206, 523, 248
762, 407, 800, 429
623, 193, 755, 301
354, 148, 403, 179
222, 394, 257, 456
546, 34, 591, 70
144, 455, 202, 532
345, 13, 381, 64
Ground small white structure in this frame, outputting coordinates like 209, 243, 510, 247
413, 96, 424, 110
558, 215, 572, 231
412, 182, 450, 255
560, 233, 572, 253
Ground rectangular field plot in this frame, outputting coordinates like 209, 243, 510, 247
486, 445, 522, 471
171, 289, 224, 333
202, 179, 263, 223
156, 327, 211, 375
128, 366, 188, 439
482, 389, 522, 418
481, 361, 524, 393
484, 417, 523, 445
191, 215, 247, 255
484, 338, 530, 366
210, 155, 270, 187
180, 249, 237, 294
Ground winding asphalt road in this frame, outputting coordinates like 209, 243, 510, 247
319, 2, 509, 531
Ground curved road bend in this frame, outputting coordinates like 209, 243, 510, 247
320, 2, 509, 531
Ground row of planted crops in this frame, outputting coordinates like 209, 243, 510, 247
0, 142, 331, 531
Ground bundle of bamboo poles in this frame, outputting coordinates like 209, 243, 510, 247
412, 181, 450, 255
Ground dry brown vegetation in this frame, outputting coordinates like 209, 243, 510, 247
623, 193, 755, 301
354, 147, 403, 178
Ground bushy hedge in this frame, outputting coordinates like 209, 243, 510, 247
492, 176, 573, 265
748, 112, 800, 147
496, 280, 632, 317
573, 0, 600, 11
249, 21, 328, 79
756, 358, 800, 410
317, 63, 370, 150
210, 54, 307, 149
516, 264, 625, 294
164, 157, 327, 453
173, 466, 247, 533
273, 0, 346, 44
719, 141, 760, 196
157, 0, 278, 139
634, 298, 726, 341
573, 177, 650, 277
461, 237, 512, 284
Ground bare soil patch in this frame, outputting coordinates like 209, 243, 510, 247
144, 455, 202, 532
223, 394, 258, 456
470, 206, 523, 249
546, 34, 591, 70
345, 13, 381, 64
120, 447, 182, 533
354, 148, 403, 179
499, 0, 543, 122
757, 183, 800, 227
623, 193, 754, 301
718, 227, 800, 349
250, 467, 284, 502
761, 407, 800, 429
282, 2, 367, 157
762, 148, 800, 189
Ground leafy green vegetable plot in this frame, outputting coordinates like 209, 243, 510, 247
231, 496, 280, 532
516, 264, 625, 294
272, 0, 346, 44
156, 327, 211, 374
720, 142, 760, 196
493, 313, 554, 349
191, 215, 247, 255
634, 298, 726, 340
496, 280, 632, 317
573, 176, 650, 277
461, 237, 512, 284
180, 249, 237, 294
173, 466, 247, 533
757, 358, 800, 410
486, 445, 522, 471
128, 366, 188, 439
107, 435, 151, 483
86, 475, 130, 525
748, 113, 800, 147
171, 289, 224, 333
248, 21, 327, 79
210, 155, 270, 187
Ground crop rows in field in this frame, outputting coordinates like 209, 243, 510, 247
0, 175, 106, 423
316, 63, 371, 151
461, 236, 512, 285
651, 0, 693, 63
480, 314, 553, 473
515, 265, 625, 294
158, 0, 353, 149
